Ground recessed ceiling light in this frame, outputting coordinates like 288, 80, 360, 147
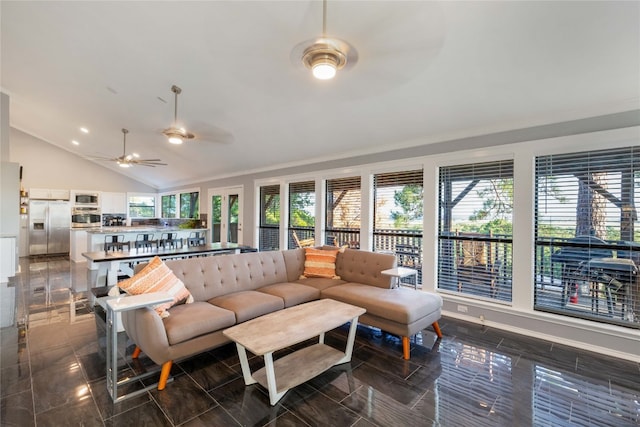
71, 140, 80, 145
79, 127, 89, 134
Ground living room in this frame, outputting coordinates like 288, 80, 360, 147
1, 2, 639, 426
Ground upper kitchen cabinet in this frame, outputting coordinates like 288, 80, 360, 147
30, 188, 70, 200
101, 192, 127, 214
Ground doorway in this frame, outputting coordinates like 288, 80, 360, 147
209, 186, 243, 244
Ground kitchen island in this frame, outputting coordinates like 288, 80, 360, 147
70, 226, 209, 263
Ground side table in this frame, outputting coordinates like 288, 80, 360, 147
97, 292, 173, 403
381, 267, 419, 289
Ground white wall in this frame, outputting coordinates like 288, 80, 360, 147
10, 128, 156, 193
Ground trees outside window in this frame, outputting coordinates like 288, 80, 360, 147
534, 147, 640, 326
438, 160, 514, 301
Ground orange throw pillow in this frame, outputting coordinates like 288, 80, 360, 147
301, 247, 341, 279
118, 256, 193, 318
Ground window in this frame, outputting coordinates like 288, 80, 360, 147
326, 176, 361, 248
259, 184, 280, 251
180, 191, 199, 218
438, 160, 514, 301
128, 195, 156, 218
374, 170, 424, 285
288, 180, 315, 248
534, 146, 640, 328
161, 195, 176, 218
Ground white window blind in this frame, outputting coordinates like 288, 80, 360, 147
326, 176, 361, 248
288, 181, 315, 248
438, 160, 514, 302
534, 146, 640, 327
373, 169, 424, 285
259, 184, 280, 251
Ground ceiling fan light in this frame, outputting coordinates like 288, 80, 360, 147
312, 56, 338, 80
117, 161, 130, 168
168, 135, 183, 145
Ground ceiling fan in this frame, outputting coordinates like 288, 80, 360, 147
292, 0, 358, 80
94, 128, 167, 168
162, 85, 195, 144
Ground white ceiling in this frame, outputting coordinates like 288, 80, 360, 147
2, 1, 638, 189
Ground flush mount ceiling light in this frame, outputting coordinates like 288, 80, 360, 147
162, 85, 195, 144
91, 129, 166, 168
296, 0, 357, 80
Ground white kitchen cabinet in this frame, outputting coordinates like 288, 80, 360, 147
70, 229, 88, 263
29, 188, 70, 200
101, 192, 127, 214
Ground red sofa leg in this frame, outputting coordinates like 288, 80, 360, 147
402, 336, 410, 360
158, 360, 173, 390
432, 321, 443, 338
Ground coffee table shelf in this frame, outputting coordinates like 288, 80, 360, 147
252, 343, 344, 393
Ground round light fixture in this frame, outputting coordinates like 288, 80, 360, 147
302, 43, 347, 80
167, 135, 183, 145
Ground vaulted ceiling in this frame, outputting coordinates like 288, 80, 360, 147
2, 1, 638, 189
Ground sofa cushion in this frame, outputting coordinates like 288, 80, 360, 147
335, 249, 397, 289
209, 291, 285, 323
118, 256, 193, 318
321, 284, 442, 324
301, 247, 340, 279
163, 302, 236, 345
294, 277, 346, 291
258, 283, 320, 307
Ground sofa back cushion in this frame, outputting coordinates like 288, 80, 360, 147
282, 248, 306, 282
335, 248, 396, 289
164, 251, 289, 301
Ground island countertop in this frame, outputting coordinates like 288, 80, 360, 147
85, 226, 209, 234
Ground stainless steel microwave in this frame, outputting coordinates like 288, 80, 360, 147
74, 192, 100, 207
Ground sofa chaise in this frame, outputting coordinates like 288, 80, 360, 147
121, 247, 443, 390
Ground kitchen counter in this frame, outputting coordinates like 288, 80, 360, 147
86, 226, 209, 234
71, 227, 210, 263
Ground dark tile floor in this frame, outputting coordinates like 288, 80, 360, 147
1, 256, 639, 427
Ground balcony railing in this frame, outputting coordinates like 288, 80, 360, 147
535, 237, 639, 328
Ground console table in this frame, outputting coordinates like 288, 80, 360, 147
99, 292, 173, 403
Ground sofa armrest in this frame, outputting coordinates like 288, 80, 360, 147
121, 307, 171, 366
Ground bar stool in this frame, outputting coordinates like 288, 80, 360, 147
134, 233, 157, 250
159, 232, 182, 249
104, 234, 129, 251
187, 231, 206, 247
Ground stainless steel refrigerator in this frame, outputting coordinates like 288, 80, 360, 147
29, 200, 70, 255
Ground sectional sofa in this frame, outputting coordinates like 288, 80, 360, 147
121, 247, 443, 390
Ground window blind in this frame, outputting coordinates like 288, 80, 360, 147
288, 180, 315, 247
373, 170, 424, 284
438, 160, 514, 302
534, 146, 640, 327
326, 176, 361, 247
259, 184, 280, 251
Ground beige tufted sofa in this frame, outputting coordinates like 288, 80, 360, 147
122, 247, 443, 390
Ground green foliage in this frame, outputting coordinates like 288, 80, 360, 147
390, 185, 423, 228
290, 192, 315, 227
469, 179, 513, 221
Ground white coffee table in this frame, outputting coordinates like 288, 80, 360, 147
223, 299, 366, 405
